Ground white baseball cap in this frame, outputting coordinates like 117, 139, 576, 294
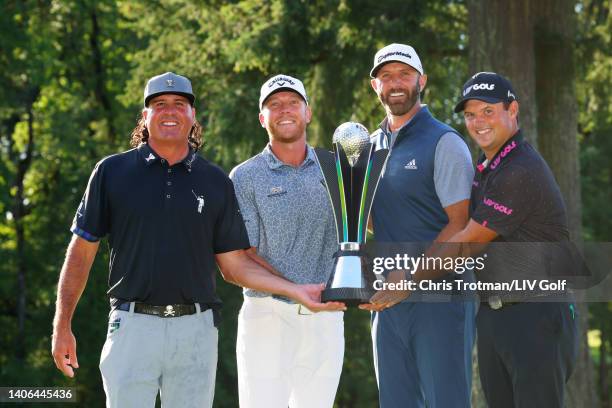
370, 43, 424, 78
259, 74, 308, 110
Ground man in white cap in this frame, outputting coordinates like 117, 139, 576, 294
230, 74, 346, 408
51, 72, 338, 408
360, 45, 477, 407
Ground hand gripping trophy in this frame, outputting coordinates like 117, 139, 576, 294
314, 123, 389, 305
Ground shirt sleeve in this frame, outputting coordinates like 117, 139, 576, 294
70, 160, 109, 242
433, 132, 475, 207
471, 164, 539, 236
212, 173, 251, 254
229, 165, 260, 248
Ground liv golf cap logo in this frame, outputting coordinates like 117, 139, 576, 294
454, 72, 518, 112
370, 43, 424, 78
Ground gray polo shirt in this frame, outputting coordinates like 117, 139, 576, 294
229, 144, 337, 298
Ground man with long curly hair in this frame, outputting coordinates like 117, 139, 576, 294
51, 72, 338, 408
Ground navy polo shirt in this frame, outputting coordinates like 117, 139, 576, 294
71, 143, 250, 306
470, 130, 569, 242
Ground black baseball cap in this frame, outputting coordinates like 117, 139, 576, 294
454, 72, 517, 113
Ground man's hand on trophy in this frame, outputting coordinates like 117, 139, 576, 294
291, 283, 347, 312
358, 270, 411, 311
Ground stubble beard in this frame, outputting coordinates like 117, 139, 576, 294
269, 122, 306, 144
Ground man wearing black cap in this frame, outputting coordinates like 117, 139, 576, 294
398, 72, 578, 407
51, 72, 336, 408
457, 72, 577, 408
230, 74, 345, 408
361, 44, 477, 408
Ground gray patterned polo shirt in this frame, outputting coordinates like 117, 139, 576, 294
229, 144, 337, 299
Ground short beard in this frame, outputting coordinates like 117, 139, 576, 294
381, 82, 421, 117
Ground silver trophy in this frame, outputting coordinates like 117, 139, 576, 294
314, 122, 389, 305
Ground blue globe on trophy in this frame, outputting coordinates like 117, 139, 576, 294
314, 122, 389, 305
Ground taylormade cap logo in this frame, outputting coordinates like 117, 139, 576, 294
370, 43, 424, 77
454, 72, 518, 113
259, 74, 308, 110
377, 51, 412, 63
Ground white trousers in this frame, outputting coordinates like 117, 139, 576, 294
237, 296, 344, 408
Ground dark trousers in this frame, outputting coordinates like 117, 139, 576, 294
477, 302, 578, 408
373, 300, 476, 408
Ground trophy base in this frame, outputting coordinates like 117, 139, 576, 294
322, 287, 373, 306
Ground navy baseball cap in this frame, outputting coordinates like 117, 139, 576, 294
144, 72, 195, 107
454, 72, 517, 113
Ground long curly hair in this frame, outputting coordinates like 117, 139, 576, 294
129, 114, 203, 151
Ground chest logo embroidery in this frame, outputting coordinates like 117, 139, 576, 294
145, 153, 155, 162
404, 159, 418, 170
267, 186, 287, 197
192, 190, 205, 213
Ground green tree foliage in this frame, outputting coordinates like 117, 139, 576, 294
576, 0, 612, 404
0, 1, 609, 407
0, 0, 136, 404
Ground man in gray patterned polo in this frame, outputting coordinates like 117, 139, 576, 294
230, 74, 346, 408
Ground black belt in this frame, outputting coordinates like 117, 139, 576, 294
116, 302, 208, 318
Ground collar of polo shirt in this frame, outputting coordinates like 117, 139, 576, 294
476, 130, 524, 174
261, 144, 316, 169
138, 143, 197, 169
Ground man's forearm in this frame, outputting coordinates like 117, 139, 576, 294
413, 221, 495, 282
434, 219, 465, 242
245, 247, 285, 278
53, 236, 98, 330
218, 249, 347, 311
239, 262, 295, 297
218, 251, 293, 295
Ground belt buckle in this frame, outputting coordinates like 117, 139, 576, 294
298, 305, 312, 315
488, 295, 503, 310
163, 305, 176, 317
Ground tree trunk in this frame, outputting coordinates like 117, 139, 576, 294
467, 0, 596, 406
534, 1, 597, 406
13, 105, 35, 360
89, 7, 116, 140
467, 0, 537, 145
601, 330, 609, 408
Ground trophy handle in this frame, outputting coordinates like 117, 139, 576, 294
313, 148, 344, 244
357, 148, 389, 243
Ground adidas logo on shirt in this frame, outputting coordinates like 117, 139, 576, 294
404, 159, 418, 170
